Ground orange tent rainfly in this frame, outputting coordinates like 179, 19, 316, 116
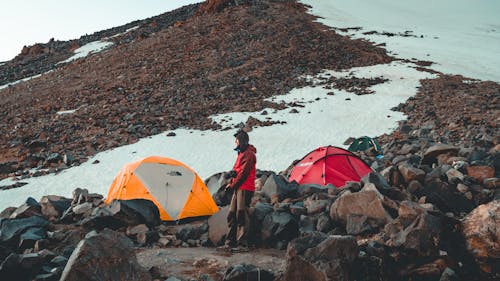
288, 146, 373, 188
105, 156, 219, 221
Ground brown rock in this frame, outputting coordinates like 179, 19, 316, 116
283, 233, 358, 281
398, 164, 426, 183
422, 144, 459, 165
466, 166, 495, 183
330, 187, 394, 226
462, 200, 500, 275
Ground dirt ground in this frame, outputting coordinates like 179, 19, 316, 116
136, 246, 286, 280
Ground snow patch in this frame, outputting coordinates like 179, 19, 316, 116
0, 71, 53, 91
0, 61, 434, 209
56, 109, 78, 115
107, 25, 140, 39
300, 0, 500, 82
58, 40, 113, 64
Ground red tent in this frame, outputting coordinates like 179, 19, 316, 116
288, 146, 372, 187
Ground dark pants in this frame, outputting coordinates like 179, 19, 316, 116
226, 189, 253, 246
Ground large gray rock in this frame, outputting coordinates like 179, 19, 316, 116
384, 211, 442, 257
208, 206, 230, 246
0, 215, 49, 245
261, 173, 298, 202
283, 232, 358, 281
60, 229, 151, 281
9, 197, 41, 219
422, 179, 475, 214
253, 202, 273, 221
261, 212, 299, 246
329, 186, 395, 227
0, 252, 50, 281
81, 199, 160, 229
39, 195, 72, 221
462, 200, 500, 276
223, 263, 274, 281
18, 227, 47, 250
205, 172, 231, 195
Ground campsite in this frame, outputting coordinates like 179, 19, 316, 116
0, 0, 499, 281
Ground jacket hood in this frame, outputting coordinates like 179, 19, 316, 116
247, 144, 257, 154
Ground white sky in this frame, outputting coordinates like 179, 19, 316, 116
0, 0, 200, 62
0, 0, 498, 210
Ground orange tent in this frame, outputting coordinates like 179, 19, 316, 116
105, 156, 219, 221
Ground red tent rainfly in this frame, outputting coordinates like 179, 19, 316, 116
288, 146, 373, 188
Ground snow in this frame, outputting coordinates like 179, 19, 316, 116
0, 40, 113, 90
300, 0, 500, 82
0, 72, 51, 90
0, 61, 433, 208
0, 0, 495, 210
56, 109, 78, 115
107, 25, 140, 39
58, 40, 114, 64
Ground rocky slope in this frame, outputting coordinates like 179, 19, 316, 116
0, 0, 392, 181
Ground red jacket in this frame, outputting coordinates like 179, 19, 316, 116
230, 145, 257, 191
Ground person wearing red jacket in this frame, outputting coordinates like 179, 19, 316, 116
223, 129, 256, 249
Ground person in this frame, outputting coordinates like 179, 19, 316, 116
222, 129, 256, 250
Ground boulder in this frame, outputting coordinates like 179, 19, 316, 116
422, 180, 475, 214
176, 223, 207, 241
253, 202, 274, 221
60, 229, 151, 281
283, 232, 358, 281
361, 172, 406, 201
462, 200, 500, 276
261, 173, 298, 202
261, 212, 299, 246
9, 197, 42, 219
466, 166, 495, 183
329, 187, 394, 227
208, 206, 230, 246
82, 199, 160, 229
72, 202, 93, 216
0, 252, 50, 281
0, 216, 49, 245
0, 207, 16, 219
18, 227, 47, 250
422, 144, 459, 165
384, 211, 442, 257
205, 172, 230, 195
39, 195, 72, 221
398, 164, 426, 183
223, 263, 274, 281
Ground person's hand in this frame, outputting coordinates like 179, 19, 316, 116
224, 170, 237, 179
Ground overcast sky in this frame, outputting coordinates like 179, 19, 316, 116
0, 0, 200, 62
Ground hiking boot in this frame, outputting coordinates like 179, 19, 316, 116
217, 240, 235, 251
217, 244, 232, 252
230, 246, 249, 253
